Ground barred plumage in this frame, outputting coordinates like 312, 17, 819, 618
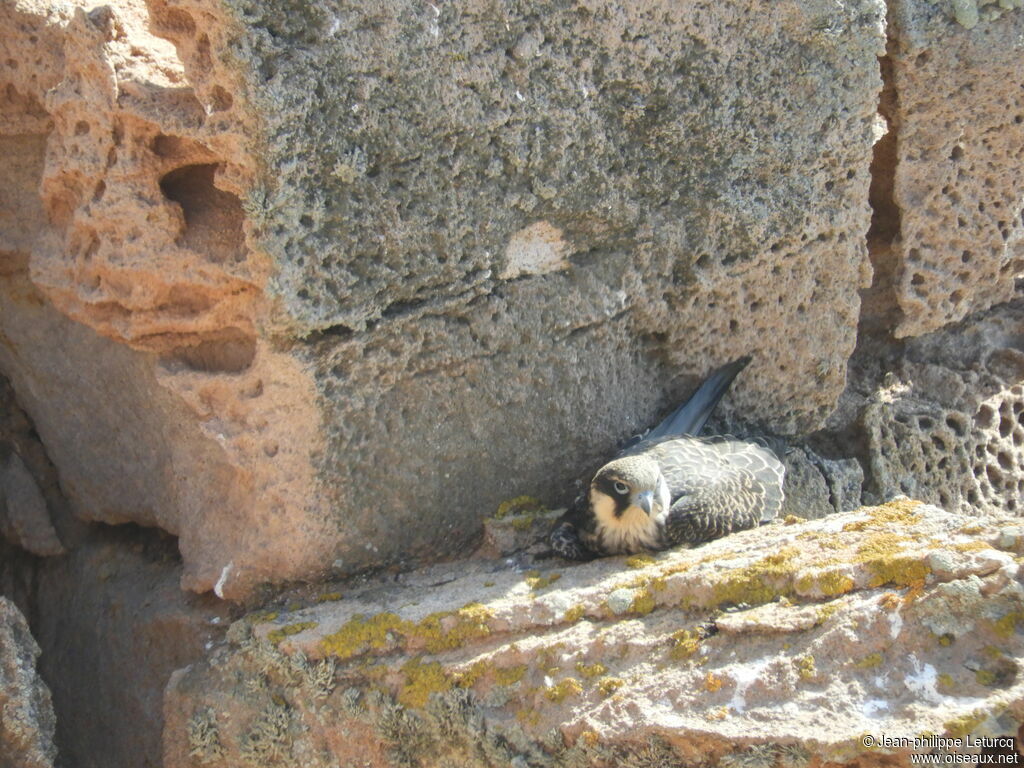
550, 358, 785, 560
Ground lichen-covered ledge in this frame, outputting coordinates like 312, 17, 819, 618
163, 502, 1024, 768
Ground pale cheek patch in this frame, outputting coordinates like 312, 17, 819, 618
590, 490, 661, 553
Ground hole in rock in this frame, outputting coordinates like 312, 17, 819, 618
209, 85, 233, 112
163, 328, 256, 374
159, 163, 246, 263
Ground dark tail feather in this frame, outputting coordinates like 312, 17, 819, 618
645, 356, 752, 440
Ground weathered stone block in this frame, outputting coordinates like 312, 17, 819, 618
885, 0, 1024, 338
1, 0, 886, 595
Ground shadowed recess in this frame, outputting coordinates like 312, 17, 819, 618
158, 163, 246, 264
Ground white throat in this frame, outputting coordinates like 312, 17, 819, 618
590, 486, 667, 554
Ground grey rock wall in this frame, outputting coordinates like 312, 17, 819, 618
0, 598, 57, 768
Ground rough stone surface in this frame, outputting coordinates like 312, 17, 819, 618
0, 449, 63, 558
0, 0, 888, 596
884, 0, 1024, 338
0, 0, 327, 597
862, 302, 1024, 516
0, 597, 57, 768
163, 501, 1024, 768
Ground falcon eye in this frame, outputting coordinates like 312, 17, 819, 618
613, 481, 629, 495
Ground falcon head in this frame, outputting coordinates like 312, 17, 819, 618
590, 455, 670, 523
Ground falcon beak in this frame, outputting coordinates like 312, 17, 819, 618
633, 490, 654, 516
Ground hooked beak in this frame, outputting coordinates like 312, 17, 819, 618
633, 490, 654, 516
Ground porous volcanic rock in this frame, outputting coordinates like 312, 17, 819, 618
0, 0, 888, 596
863, 301, 1024, 516
0, 597, 57, 768
163, 501, 1024, 767
884, 0, 1024, 338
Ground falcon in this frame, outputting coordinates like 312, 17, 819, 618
550, 357, 784, 560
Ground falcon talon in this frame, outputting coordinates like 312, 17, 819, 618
550, 356, 785, 560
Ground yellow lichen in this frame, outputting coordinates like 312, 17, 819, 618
454, 660, 491, 689
816, 602, 842, 625
630, 586, 657, 615
544, 678, 583, 703
975, 669, 997, 686
982, 646, 1004, 660
266, 621, 318, 644
794, 655, 817, 681
525, 571, 561, 590
842, 500, 922, 532
937, 673, 955, 690
625, 554, 657, 569
937, 633, 954, 647
563, 605, 585, 623
992, 612, 1024, 639
855, 533, 929, 588
579, 730, 600, 748
575, 661, 607, 679
494, 665, 527, 686
317, 592, 342, 602
945, 710, 988, 738
709, 547, 800, 607
516, 708, 540, 726
598, 677, 625, 697
248, 610, 279, 624
855, 653, 883, 669
418, 603, 495, 653
783, 515, 806, 525
952, 541, 993, 553
669, 629, 701, 660
320, 612, 410, 660
398, 657, 452, 709
798, 570, 856, 597
704, 672, 723, 692
495, 495, 546, 519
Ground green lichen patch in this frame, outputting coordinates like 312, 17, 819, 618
267, 621, 318, 645
854, 652, 883, 669
248, 610, 280, 624
597, 677, 625, 697
399, 657, 453, 709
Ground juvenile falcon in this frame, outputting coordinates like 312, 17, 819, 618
550, 357, 784, 560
